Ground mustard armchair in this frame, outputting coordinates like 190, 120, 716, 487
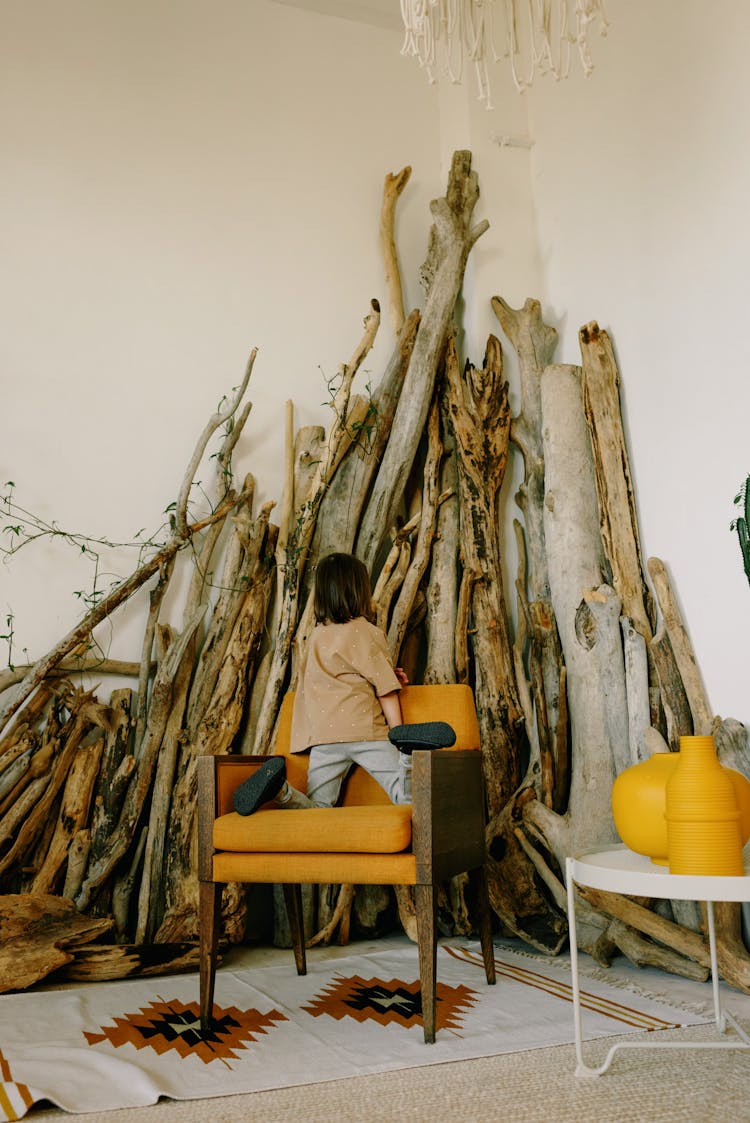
197, 683, 496, 1043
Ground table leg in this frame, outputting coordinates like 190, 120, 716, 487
567, 869, 750, 1075
705, 900, 750, 1045
565, 858, 588, 1075
567, 858, 626, 1076
706, 900, 725, 1032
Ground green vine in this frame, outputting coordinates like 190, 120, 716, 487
0, 399, 240, 671
321, 368, 379, 452
0, 610, 26, 672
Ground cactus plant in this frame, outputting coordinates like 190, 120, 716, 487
731, 473, 750, 586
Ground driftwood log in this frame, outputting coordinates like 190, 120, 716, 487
493, 297, 565, 813
445, 333, 526, 814
579, 322, 655, 642
356, 150, 488, 573
0, 894, 113, 991
1, 151, 749, 994
380, 166, 412, 334
524, 363, 624, 873
251, 297, 382, 758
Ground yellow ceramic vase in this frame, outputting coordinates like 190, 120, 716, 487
665, 735, 744, 876
612, 753, 679, 864
612, 746, 750, 866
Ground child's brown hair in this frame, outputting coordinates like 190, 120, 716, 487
314, 553, 374, 624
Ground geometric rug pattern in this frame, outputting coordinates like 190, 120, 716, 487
301, 975, 478, 1032
0, 941, 709, 1119
84, 998, 288, 1065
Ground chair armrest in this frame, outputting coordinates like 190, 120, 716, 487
197, 754, 270, 880
411, 749, 486, 883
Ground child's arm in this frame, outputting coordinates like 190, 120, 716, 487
379, 690, 403, 729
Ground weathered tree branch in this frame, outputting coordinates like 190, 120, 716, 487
0, 486, 254, 735
380, 166, 412, 335
358, 150, 488, 572
445, 332, 526, 813
580, 321, 655, 641
647, 556, 713, 735
252, 300, 381, 755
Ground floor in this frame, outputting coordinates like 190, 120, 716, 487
16, 933, 750, 1122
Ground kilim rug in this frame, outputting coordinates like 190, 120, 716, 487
0, 941, 709, 1119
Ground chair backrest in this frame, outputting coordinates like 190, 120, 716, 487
273, 683, 480, 806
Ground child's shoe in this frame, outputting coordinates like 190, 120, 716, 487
233, 757, 287, 815
388, 721, 456, 755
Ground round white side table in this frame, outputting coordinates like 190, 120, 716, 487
565, 845, 750, 1076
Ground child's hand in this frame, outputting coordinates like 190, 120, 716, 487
395, 667, 409, 686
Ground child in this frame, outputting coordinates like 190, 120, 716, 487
234, 552, 454, 815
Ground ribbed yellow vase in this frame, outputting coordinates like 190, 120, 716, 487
665, 735, 744, 876
612, 752, 750, 865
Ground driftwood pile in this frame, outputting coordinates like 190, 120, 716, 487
2, 150, 750, 994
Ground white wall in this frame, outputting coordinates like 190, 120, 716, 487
1, 0, 446, 665
3, 0, 747, 732
525, 0, 750, 724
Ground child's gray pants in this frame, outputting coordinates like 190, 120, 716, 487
278, 740, 411, 808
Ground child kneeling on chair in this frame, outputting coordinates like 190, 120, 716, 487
234, 552, 454, 816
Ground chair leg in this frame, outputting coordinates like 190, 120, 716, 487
415, 882, 437, 1043
470, 865, 496, 985
199, 880, 222, 1032
282, 883, 307, 976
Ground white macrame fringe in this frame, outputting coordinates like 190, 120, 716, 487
401, 0, 609, 107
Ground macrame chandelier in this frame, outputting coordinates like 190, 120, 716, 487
400, 0, 609, 107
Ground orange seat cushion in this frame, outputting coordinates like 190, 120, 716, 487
213, 803, 413, 854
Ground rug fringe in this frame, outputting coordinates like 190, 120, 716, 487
463, 941, 716, 1017
569, 963, 713, 1016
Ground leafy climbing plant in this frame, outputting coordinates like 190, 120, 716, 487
321, 367, 379, 452
731, 473, 750, 587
